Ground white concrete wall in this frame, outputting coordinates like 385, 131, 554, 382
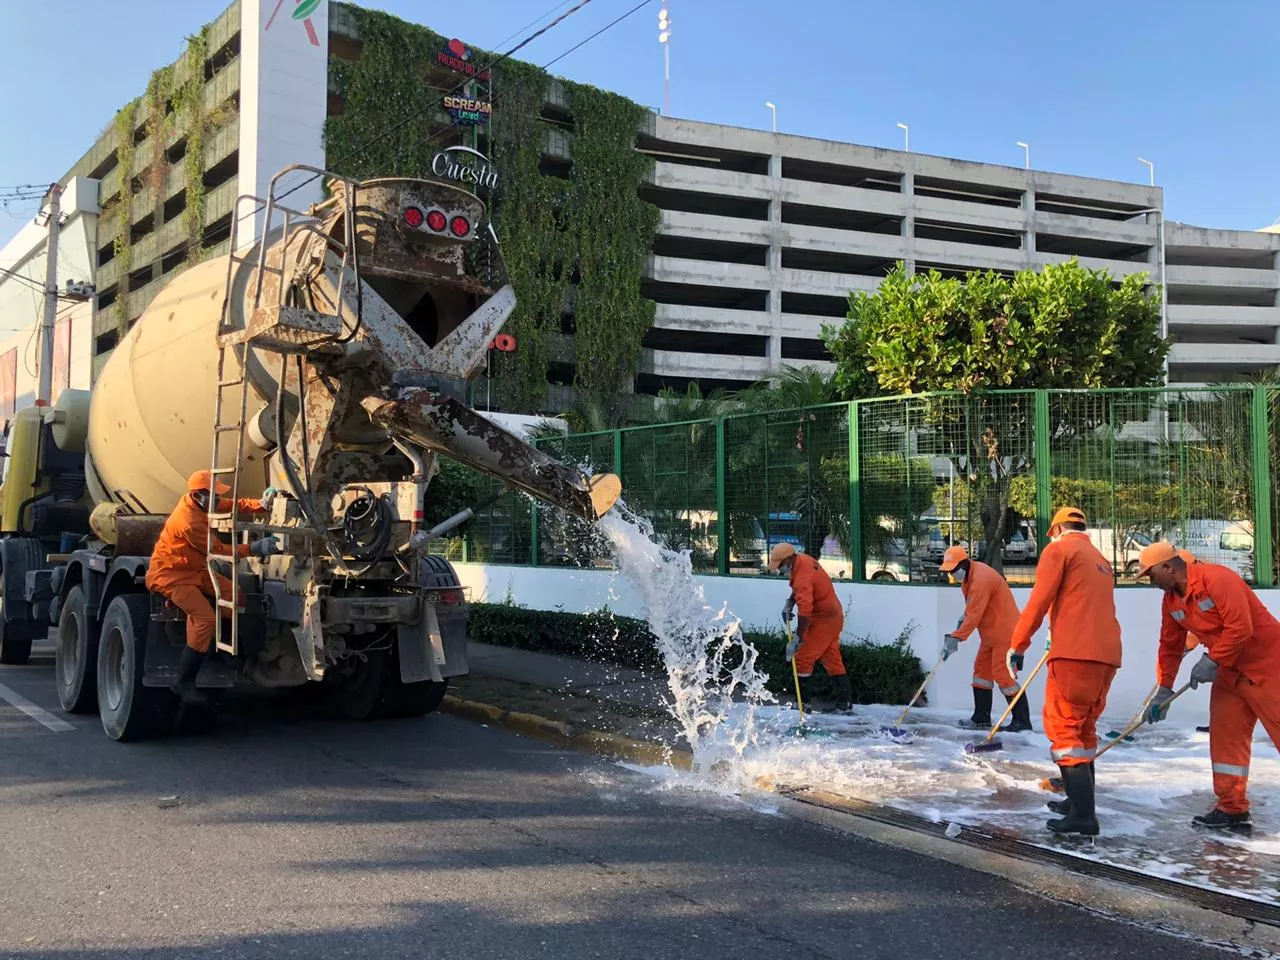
236, 0, 330, 247
450, 562, 1259, 728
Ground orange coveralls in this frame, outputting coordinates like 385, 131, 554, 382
144, 493, 266, 653
952, 560, 1020, 697
1010, 532, 1122, 767
1156, 562, 1280, 815
789, 554, 846, 678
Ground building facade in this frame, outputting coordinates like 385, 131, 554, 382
3, 0, 1279, 416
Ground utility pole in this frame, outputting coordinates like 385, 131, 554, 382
37, 182, 62, 406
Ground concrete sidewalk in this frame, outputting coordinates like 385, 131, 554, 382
465, 641, 669, 712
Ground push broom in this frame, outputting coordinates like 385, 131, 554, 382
878, 656, 947, 739
1038, 681, 1194, 791
964, 646, 1049, 754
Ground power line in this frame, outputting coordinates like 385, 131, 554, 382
544, 0, 650, 69
489, 0, 581, 52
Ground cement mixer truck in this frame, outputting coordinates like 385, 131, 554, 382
0, 164, 620, 741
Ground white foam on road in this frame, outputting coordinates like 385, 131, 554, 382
0, 682, 74, 732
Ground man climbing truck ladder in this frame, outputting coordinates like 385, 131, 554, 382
146, 471, 279, 706
1008, 507, 1122, 837
938, 545, 1031, 732
771, 543, 852, 712
1138, 541, 1280, 832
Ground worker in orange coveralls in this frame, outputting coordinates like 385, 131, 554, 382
1138, 540, 1280, 833
1008, 506, 1122, 837
145, 470, 281, 705
770, 543, 851, 712
938, 545, 1031, 732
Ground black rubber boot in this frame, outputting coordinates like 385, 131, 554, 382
172, 645, 209, 707
1192, 807, 1253, 832
1047, 764, 1098, 836
1047, 763, 1091, 814
961, 687, 993, 728
827, 673, 852, 713
1001, 690, 1033, 733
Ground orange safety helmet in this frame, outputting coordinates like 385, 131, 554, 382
939, 544, 968, 572
767, 542, 797, 571
187, 469, 230, 495
1135, 540, 1179, 578
1048, 506, 1087, 537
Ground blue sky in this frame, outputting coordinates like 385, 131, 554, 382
1, 0, 1276, 241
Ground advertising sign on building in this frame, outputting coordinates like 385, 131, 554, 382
443, 95, 493, 126
432, 147, 499, 191
437, 39, 492, 81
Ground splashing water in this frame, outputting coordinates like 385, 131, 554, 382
595, 503, 774, 768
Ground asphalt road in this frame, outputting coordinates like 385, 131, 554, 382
0, 648, 1231, 960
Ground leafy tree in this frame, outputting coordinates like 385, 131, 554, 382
824, 260, 1168, 569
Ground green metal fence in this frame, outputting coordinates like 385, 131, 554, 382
436, 385, 1279, 587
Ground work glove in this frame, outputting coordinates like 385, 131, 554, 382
250, 535, 280, 559
1146, 686, 1176, 724
1189, 653, 1219, 690
260, 486, 283, 509
785, 635, 800, 662
781, 597, 795, 624
941, 634, 960, 662
1005, 648, 1025, 678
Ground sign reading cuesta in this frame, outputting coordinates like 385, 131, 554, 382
437, 38, 492, 81
432, 147, 499, 191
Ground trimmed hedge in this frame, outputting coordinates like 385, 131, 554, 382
467, 602, 925, 706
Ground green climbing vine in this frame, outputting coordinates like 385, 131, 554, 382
111, 101, 139, 334
323, 5, 658, 424
175, 27, 210, 262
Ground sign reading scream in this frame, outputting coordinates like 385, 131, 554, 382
443, 95, 493, 126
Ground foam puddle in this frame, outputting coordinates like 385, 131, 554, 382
587, 502, 1280, 906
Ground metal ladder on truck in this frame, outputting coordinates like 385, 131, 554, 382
206, 165, 363, 655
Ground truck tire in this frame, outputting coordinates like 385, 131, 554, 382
333, 646, 398, 721
97, 594, 173, 741
56, 586, 97, 713
0, 616, 35, 665
393, 678, 448, 719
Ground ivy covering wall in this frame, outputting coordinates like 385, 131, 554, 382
100, 25, 227, 333
324, 6, 659, 424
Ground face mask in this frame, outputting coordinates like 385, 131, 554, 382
953, 567, 967, 583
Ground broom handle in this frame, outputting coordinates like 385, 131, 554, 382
787, 620, 805, 722
981, 645, 1051, 744
895, 657, 946, 725
1094, 681, 1192, 761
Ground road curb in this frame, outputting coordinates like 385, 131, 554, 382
441, 694, 693, 771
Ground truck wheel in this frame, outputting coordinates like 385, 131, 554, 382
394, 679, 448, 718
333, 647, 397, 721
56, 586, 98, 713
97, 594, 173, 741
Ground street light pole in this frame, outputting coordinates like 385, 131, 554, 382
658, 5, 671, 115
1137, 157, 1154, 186
765, 101, 776, 132
37, 183, 62, 406
1016, 141, 1030, 169
897, 122, 909, 152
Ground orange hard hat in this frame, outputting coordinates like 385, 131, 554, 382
767, 542, 797, 571
939, 544, 968, 572
1135, 540, 1179, 578
187, 469, 230, 495
1048, 506, 1087, 536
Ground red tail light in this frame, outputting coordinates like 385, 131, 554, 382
426, 210, 447, 232
403, 206, 424, 228
450, 215, 470, 238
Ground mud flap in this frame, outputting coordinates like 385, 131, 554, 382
293, 585, 326, 681
397, 602, 445, 684
141, 624, 237, 688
